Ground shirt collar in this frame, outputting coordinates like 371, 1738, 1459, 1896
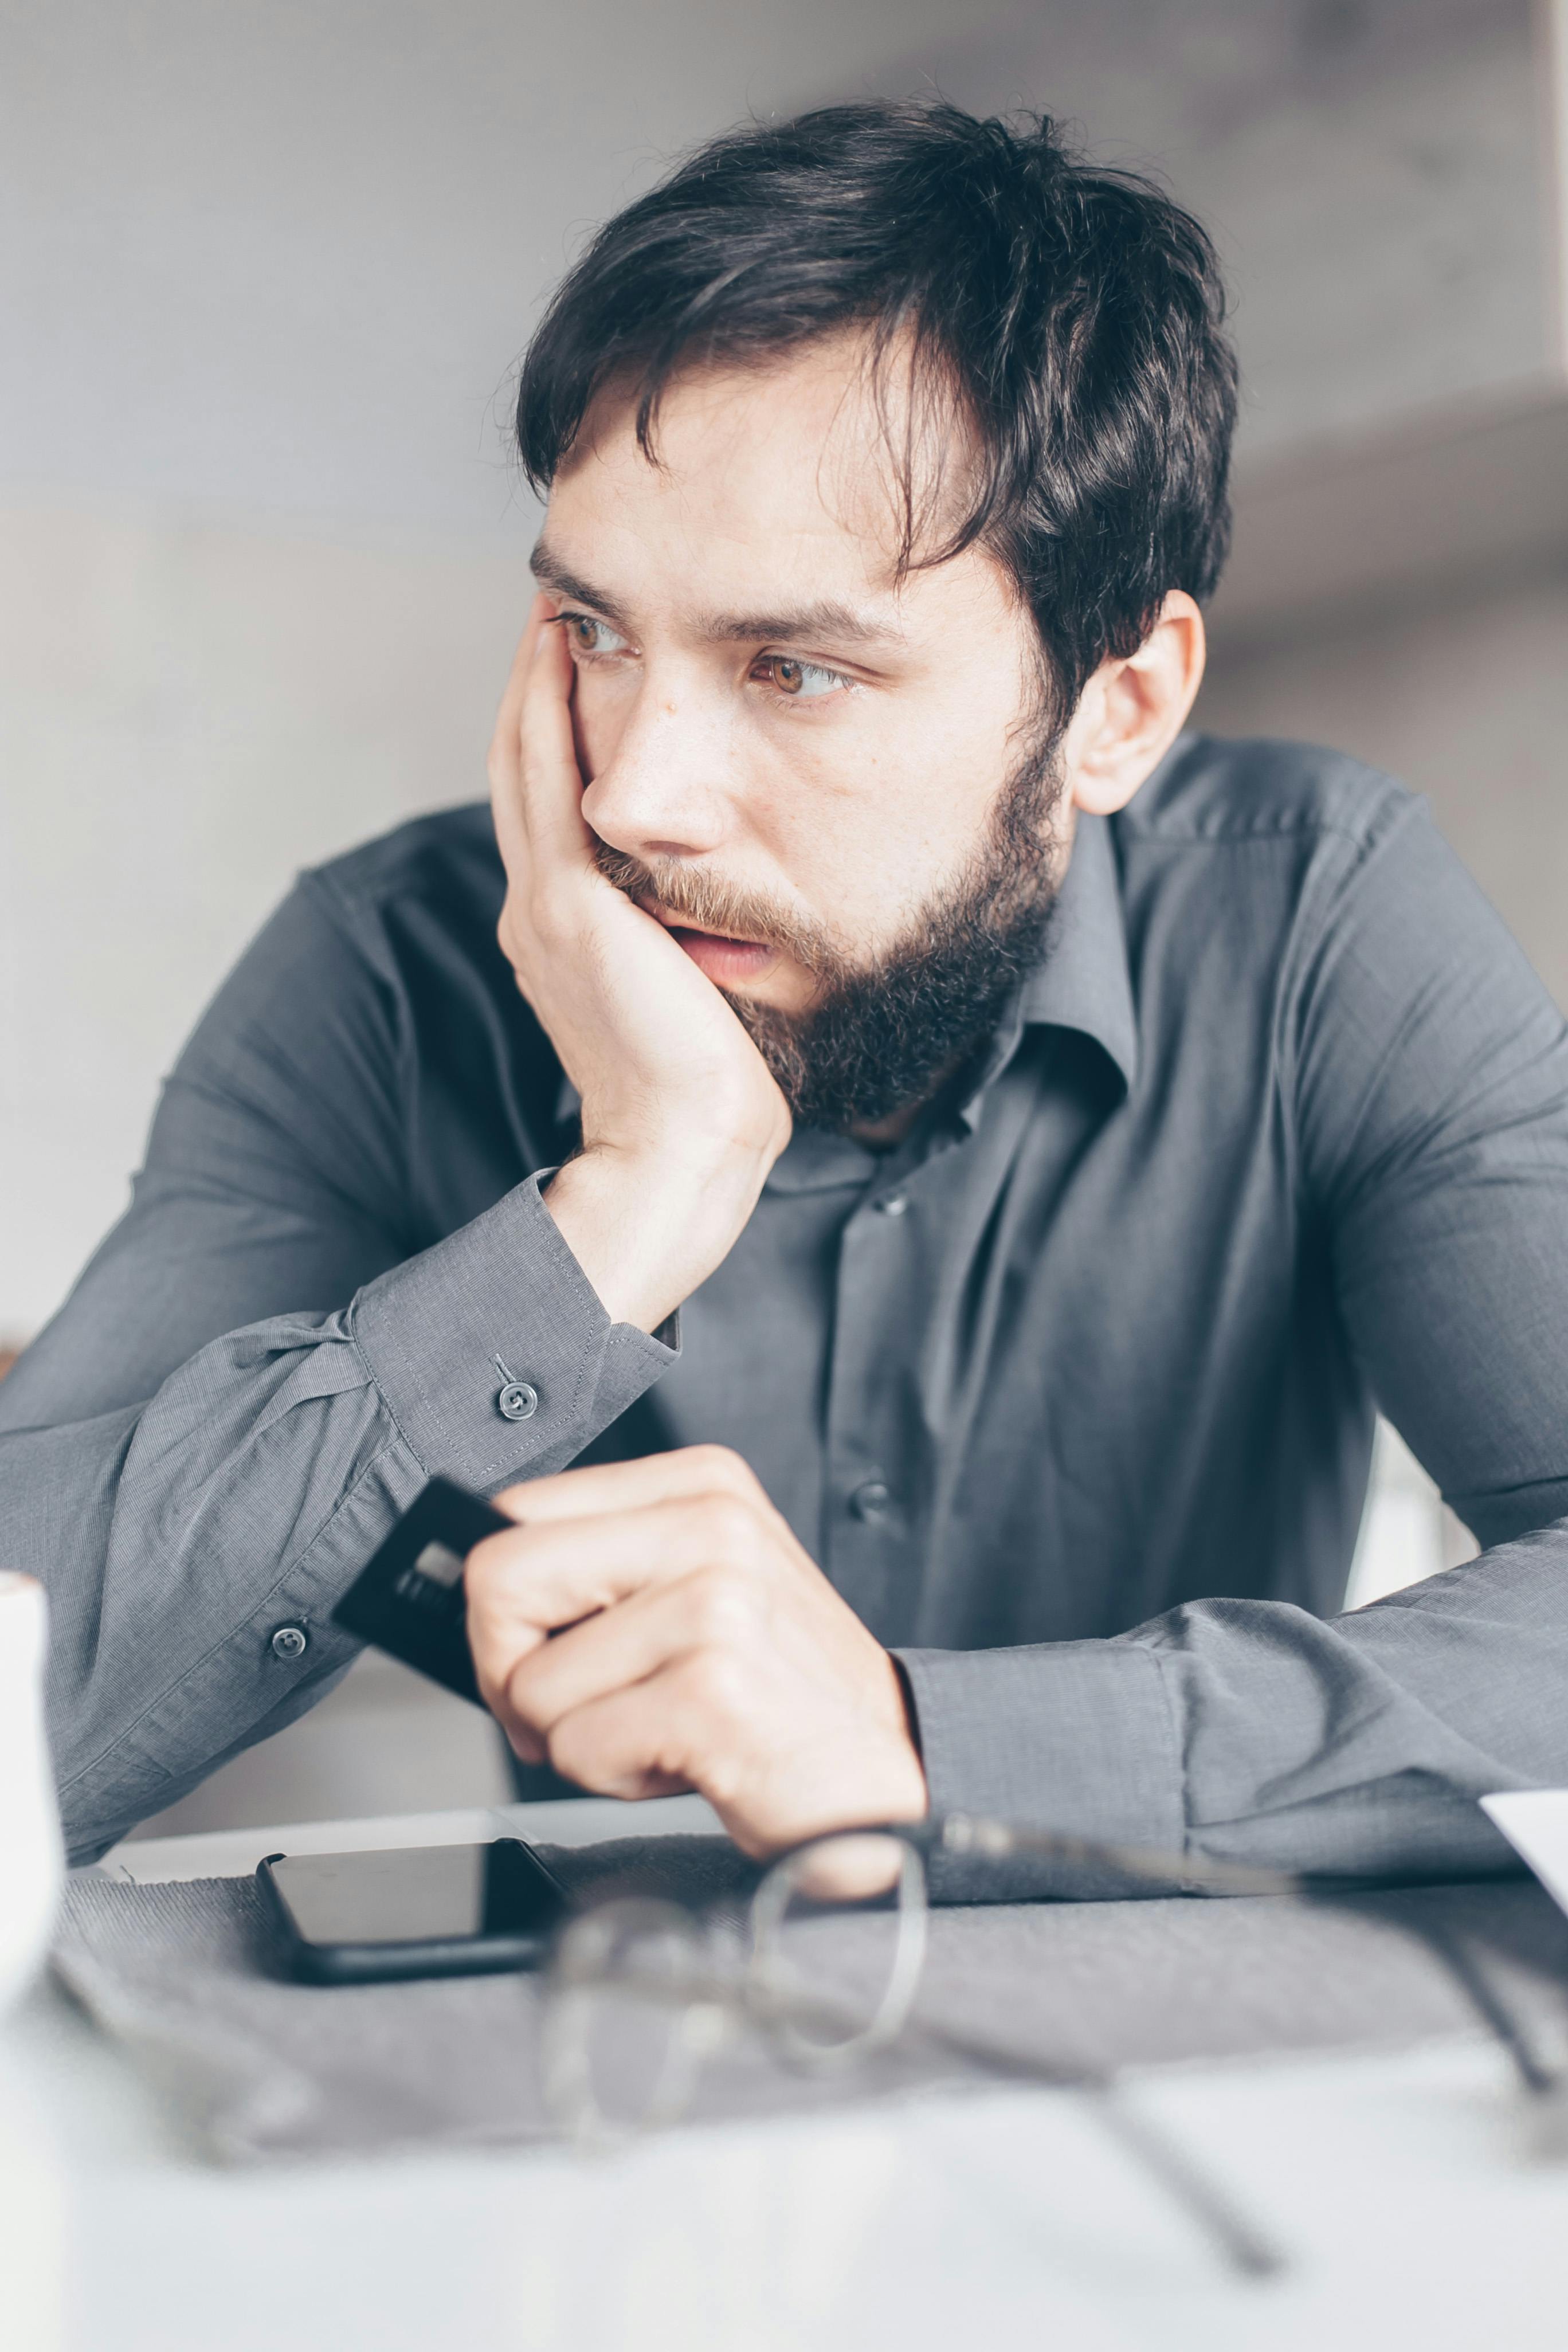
947, 805, 1137, 1131
1018, 807, 1137, 1092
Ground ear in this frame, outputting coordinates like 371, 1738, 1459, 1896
1059, 591, 1207, 819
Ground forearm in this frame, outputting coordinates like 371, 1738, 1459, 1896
897, 1513, 1568, 1899
3, 1175, 675, 1859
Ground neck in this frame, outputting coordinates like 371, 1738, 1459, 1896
844, 1044, 973, 1150
846, 1099, 925, 1150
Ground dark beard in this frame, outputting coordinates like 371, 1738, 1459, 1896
596, 731, 1066, 1132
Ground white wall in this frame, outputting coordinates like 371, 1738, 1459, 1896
1, 0, 977, 536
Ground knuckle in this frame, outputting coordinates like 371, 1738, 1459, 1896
688, 1566, 754, 1649
465, 1524, 524, 1590
681, 1644, 747, 1719
496, 906, 535, 983
699, 1492, 761, 1562
501, 1646, 543, 1713
686, 1444, 758, 1497
697, 1746, 744, 1813
546, 1713, 614, 1796
543, 1715, 586, 1783
530, 888, 576, 956
461, 1546, 499, 1619
473, 1634, 526, 1728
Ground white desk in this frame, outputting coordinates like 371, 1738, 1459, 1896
4, 1797, 1566, 2352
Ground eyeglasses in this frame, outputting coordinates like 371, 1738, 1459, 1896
539, 1812, 1561, 2282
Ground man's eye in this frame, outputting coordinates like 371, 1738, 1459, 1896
560, 613, 628, 658
756, 654, 850, 701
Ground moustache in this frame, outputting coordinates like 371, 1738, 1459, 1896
592, 842, 842, 979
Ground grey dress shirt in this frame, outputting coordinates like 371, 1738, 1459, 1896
6, 734, 1568, 1884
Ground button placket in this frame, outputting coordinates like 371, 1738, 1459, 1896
821, 1199, 920, 1630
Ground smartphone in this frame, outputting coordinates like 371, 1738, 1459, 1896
257, 1839, 572, 1984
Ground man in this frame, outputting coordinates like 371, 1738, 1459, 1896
7, 103, 1567, 1890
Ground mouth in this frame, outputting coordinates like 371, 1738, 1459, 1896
644, 901, 778, 985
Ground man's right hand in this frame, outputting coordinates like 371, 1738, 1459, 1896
488, 597, 792, 1333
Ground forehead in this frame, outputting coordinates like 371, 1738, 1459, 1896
542, 338, 1002, 632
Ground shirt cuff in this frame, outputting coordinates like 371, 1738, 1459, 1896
348, 1170, 676, 1491
893, 1638, 1185, 1900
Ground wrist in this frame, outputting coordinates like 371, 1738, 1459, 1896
873, 1655, 929, 1820
543, 1136, 775, 1332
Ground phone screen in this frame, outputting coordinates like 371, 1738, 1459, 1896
266, 1840, 568, 1947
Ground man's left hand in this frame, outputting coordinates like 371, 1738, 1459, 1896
464, 1447, 928, 1855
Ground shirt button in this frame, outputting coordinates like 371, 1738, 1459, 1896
876, 1194, 910, 1217
850, 1480, 893, 1522
270, 1624, 308, 1661
496, 1381, 539, 1422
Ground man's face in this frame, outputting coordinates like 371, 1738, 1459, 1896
532, 338, 1068, 1128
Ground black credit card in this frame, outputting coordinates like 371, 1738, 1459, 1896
331, 1476, 512, 1705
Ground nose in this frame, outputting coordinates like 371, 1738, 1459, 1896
581, 672, 733, 865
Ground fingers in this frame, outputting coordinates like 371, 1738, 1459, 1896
489, 595, 551, 773
517, 609, 594, 864
467, 1485, 774, 1662
539, 1661, 733, 1817
488, 592, 554, 873
501, 1561, 766, 1748
491, 1445, 766, 1530
490, 590, 590, 868
465, 1455, 781, 1732
493, 593, 553, 745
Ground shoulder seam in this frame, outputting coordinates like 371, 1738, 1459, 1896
297, 804, 495, 920
1119, 738, 1413, 850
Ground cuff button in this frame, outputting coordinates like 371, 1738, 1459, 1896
270, 1624, 309, 1661
497, 1379, 539, 1422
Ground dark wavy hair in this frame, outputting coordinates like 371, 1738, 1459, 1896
516, 100, 1237, 721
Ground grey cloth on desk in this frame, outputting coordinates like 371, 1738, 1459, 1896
53, 1844, 1568, 2165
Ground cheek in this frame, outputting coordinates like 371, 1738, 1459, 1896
765, 716, 995, 943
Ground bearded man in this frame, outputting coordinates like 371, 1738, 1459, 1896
9, 103, 1568, 1887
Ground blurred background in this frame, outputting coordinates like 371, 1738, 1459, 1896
3, 0, 1565, 1839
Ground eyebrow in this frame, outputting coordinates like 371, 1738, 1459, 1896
529, 541, 905, 656
529, 544, 634, 630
